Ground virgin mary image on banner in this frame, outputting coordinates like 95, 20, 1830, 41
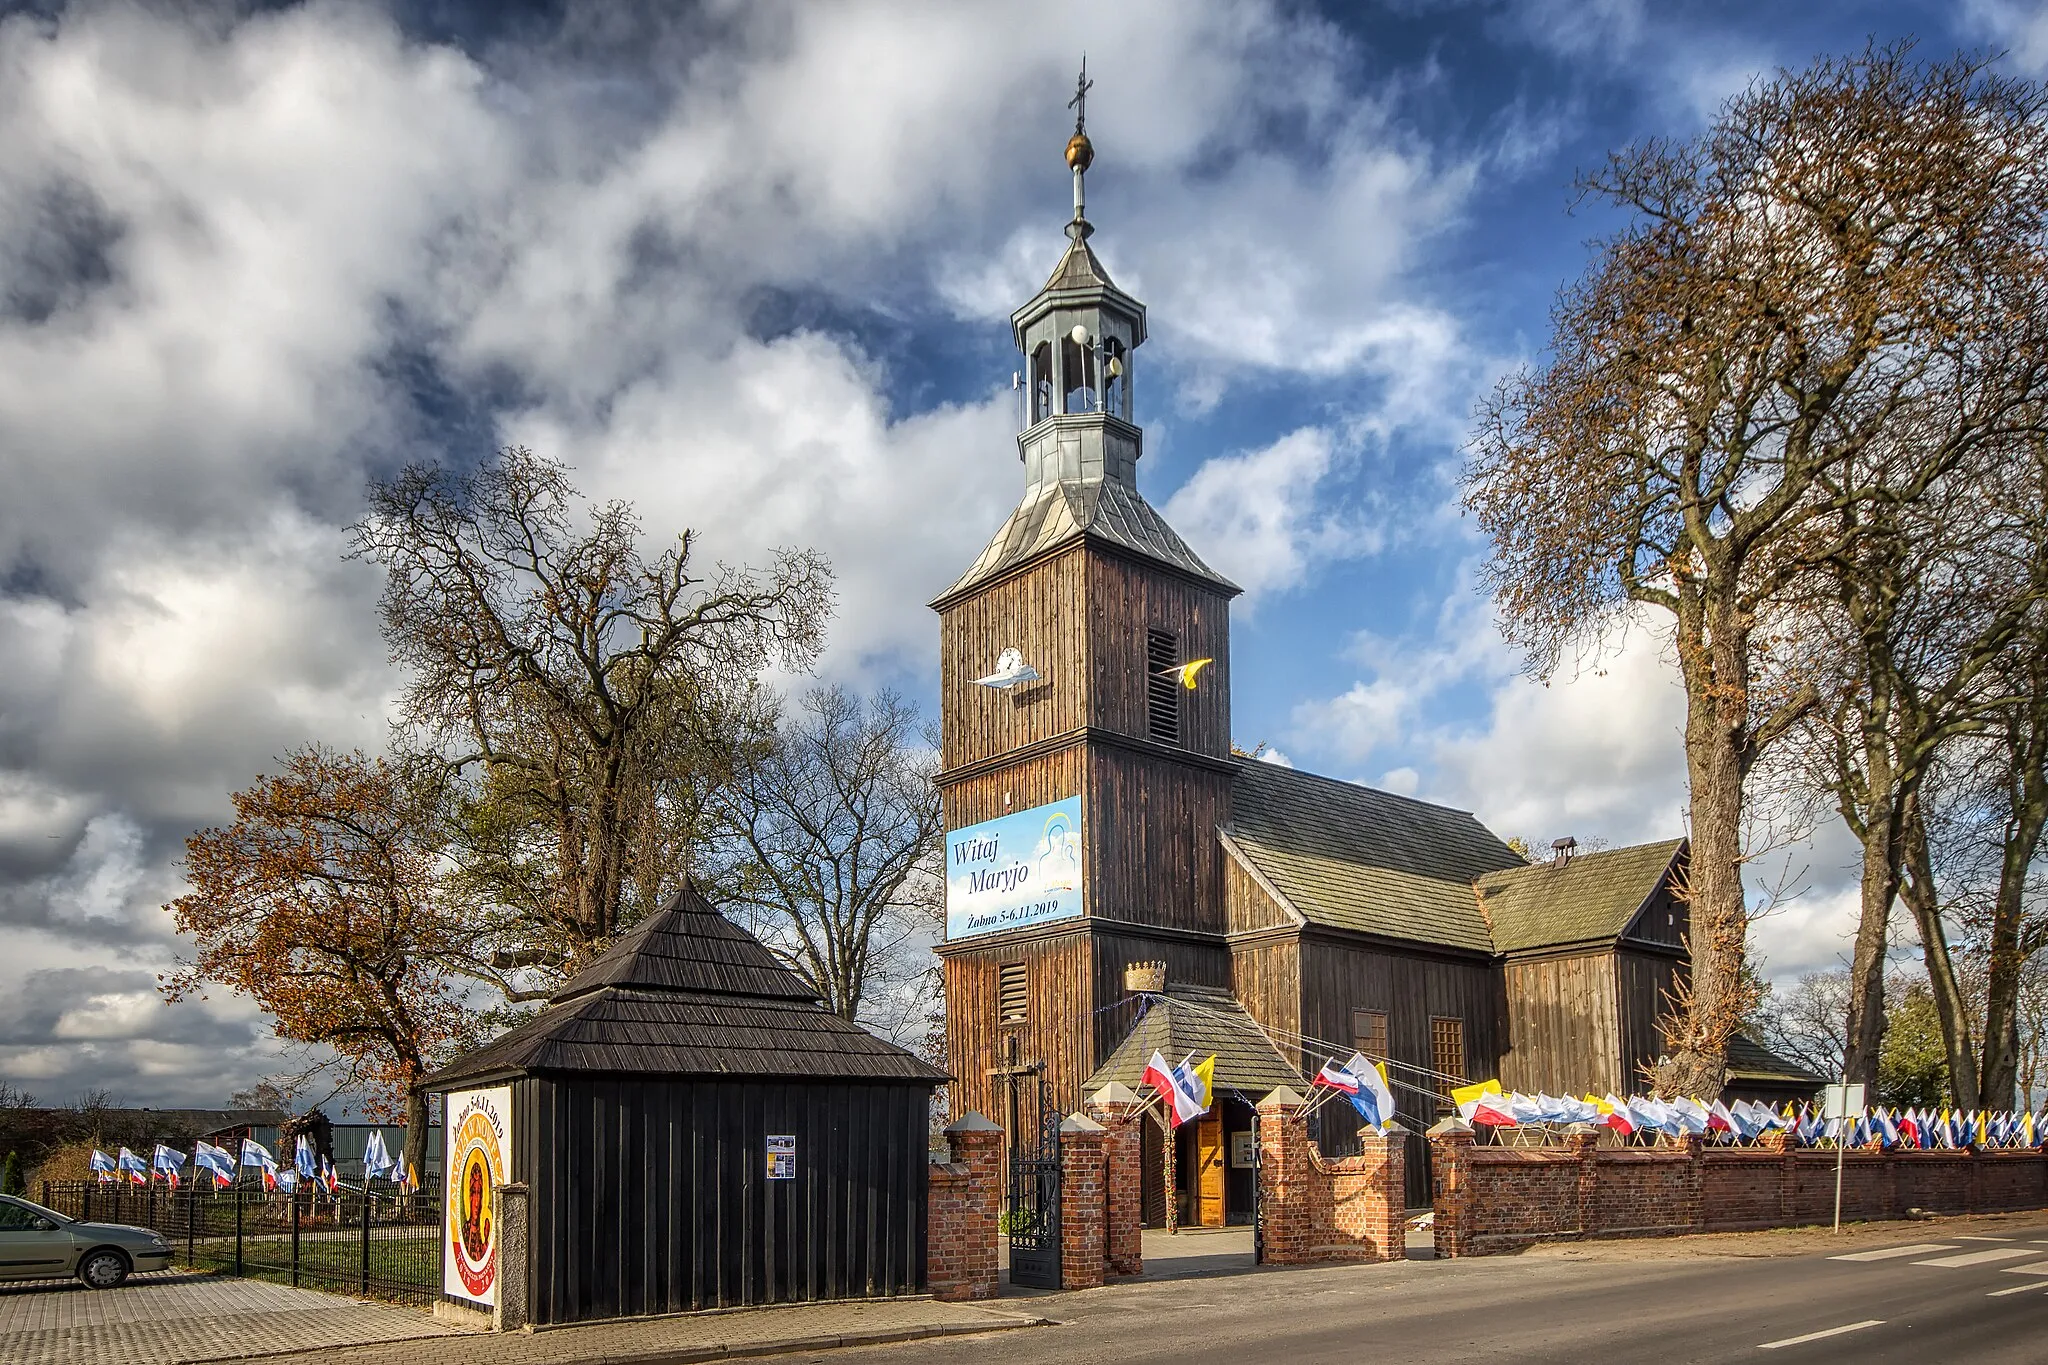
1035, 810, 1080, 892
443, 1086, 511, 1307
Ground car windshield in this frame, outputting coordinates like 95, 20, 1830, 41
0, 1197, 74, 1227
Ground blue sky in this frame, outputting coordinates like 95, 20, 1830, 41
2, 0, 2044, 1107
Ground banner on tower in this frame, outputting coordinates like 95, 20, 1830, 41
944, 796, 1084, 940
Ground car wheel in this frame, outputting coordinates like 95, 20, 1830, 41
78, 1249, 130, 1290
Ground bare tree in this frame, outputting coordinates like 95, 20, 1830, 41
1751, 968, 1850, 1082
1466, 46, 2048, 1094
711, 687, 943, 1026
349, 447, 832, 987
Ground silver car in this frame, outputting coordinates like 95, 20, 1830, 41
0, 1193, 174, 1288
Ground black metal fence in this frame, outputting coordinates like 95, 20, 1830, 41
38, 1180, 442, 1307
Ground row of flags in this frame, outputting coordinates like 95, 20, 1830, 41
1443, 1079, 2048, 1151
89, 1134, 421, 1193
1311, 1052, 1399, 1128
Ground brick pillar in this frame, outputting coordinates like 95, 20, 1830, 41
1257, 1087, 1311, 1265
1059, 1114, 1107, 1290
1757, 1126, 1795, 1225
929, 1113, 1002, 1302
1088, 1084, 1144, 1276
1428, 1118, 1474, 1259
1682, 1132, 1705, 1232
1565, 1125, 1598, 1239
1358, 1124, 1407, 1261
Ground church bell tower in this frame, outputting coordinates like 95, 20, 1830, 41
932, 74, 1241, 1124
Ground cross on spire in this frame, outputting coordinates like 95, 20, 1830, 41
1069, 57, 1092, 135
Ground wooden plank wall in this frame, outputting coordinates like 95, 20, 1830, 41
939, 548, 1086, 772
1223, 843, 1291, 935
1085, 747, 1232, 934
1088, 928, 1231, 1086
940, 931, 1093, 1126
1616, 948, 1686, 1093
521, 1076, 927, 1324
1498, 952, 1622, 1097
938, 747, 1083, 832
1227, 937, 1303, 1071
1085, 553, 1232, 758
1623, 875, 1689, 948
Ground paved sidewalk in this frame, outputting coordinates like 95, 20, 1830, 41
0, 1270, 465, 1365
246, 1297, 1049, 1365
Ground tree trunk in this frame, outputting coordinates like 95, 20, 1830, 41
404, 1086, 432, 1192
1900, 795, 1981, 1111
1840, 800, 1897, 1089
1978, 772, 2046, 1109
1667, 591, 1749, 1098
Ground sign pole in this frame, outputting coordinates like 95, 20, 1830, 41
1825, 1079, 1864, 1233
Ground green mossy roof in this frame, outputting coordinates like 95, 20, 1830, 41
1474, 839, 1686, 953
1082, 985, 1303, 1099
1227, 762, 1525, 953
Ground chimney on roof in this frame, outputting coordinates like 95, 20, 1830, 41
1550, 836, 1577, 868
1124, 961, 1166, 995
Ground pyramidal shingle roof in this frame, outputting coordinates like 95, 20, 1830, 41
1083, 985, 1303, 1098
936, 477, 1238, 603
423, 886, 946, 1090
1042, 235, 1117, 292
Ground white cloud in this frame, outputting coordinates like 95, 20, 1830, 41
1163, 427, 1383, 603
1965, 1, 2048, 76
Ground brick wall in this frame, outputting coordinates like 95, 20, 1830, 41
928, 1114, 1002, 1301
1256, 1089, 1406, 1265
1089, 1095, 1145, 1276
1059, 1115, 1108, 1290
1429, 1120, 2048, 1257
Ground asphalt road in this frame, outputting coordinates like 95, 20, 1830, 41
801, 1223, 2048, 1364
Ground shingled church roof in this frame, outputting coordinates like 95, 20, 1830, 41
1083, 984, 1303, 1098
423, 886, 946, 1091
1473, 839, 1686, 953
1227, 762, 1524, 953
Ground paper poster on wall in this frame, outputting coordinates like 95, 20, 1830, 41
443, 1085, 513, 1309
944, 796, 1084, 940
766, 1134, 796, 1180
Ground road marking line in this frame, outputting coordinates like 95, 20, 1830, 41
1988, 1283, 2047, 1297
1830, 1243, 1956, 1261
1913, 1248, 2040, 1268
2001, 1261, 2048, 1276
1956, 1235, 2017, 1242
1759, 1320, 1885, 1350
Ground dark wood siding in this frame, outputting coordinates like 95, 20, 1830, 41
938, 746, 1084, 831
1616, 948, 1686, 1093
1621, 874, 1689, 948
1085, 746, 1232, 934
522, 1075, 926, 1324
1499, 950, 1622, 1097
1227, 937, 1302, 1071
940, 930, 1093, 1127
1223, 842, 1293, 934
939, 547, 1087, 772
1085, 552, 1232, 759
1294, 934, 1502, 1208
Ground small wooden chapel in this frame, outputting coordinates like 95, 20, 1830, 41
928, 103, 1796, 1221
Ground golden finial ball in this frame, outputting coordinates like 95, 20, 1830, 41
1065, 133, 1094, 172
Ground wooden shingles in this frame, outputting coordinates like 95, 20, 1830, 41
424, 887, 946, 1090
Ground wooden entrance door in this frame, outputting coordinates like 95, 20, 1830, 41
1195, 1112, 1225, 1227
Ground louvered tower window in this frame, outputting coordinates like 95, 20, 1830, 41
1146, 629, 1181, 745
997, 962, 1028, 1026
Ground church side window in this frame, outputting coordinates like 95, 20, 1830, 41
1145, 629, 1181, 745
1430, 1016, 1465, 1111
1030, 342, 1054, 423
997, 962, 1029, 1026
1353, 1009, 1388, 1062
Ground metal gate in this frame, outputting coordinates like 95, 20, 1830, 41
1006, 1079, 1062, 1288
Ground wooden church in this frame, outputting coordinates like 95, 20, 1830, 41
931, 110, 1807, 1222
